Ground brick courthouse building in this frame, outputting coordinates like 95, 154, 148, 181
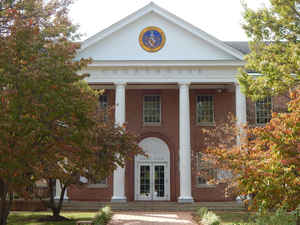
55, 3, 276, 203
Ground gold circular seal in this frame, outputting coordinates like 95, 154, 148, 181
139, 26, 166, 52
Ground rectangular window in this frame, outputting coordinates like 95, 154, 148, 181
196, 152, 216, 187
99, 94, 108, 121
88, 178, 108, 188
143, 95, 161, 124
196, 96, 214, 124
256, 96, 272, 124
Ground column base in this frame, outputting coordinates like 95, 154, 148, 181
111, 196, 127, 203
178, 196, 194, 203
54, 196, 69, 200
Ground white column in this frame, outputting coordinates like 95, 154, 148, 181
178, 82, 194, 203
54, 179, 68, 200
111, 82, 127, 203
235, 83, 247, 145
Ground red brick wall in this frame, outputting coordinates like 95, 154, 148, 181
68, 88, 237, 202
190, 89, 236, 202
125, 89, 180, 201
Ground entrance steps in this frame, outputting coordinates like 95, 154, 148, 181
62, 201, 246, 212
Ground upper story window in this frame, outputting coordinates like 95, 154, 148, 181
196, 152, 216, 187
256, 96, 272, 124
99, 94, 108, 121
143, 95, 161, 125
196, 95, 214, 125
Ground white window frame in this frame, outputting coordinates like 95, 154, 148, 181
143, 95, 161, 125
196, 95, 215, 126
99, 93, 108, 121
196, 152, 216, 188
87, 178, 108, 188
255, 96, 272, 125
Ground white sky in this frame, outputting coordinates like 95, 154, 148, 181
69, 0, 270, 42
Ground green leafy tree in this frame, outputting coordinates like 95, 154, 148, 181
238, 0, 300, 100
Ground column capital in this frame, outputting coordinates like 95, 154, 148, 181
178, 82, 191, 88
114, 82, 127, 87
234, 81, 241, 87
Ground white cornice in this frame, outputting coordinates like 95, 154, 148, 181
82, 67, 239, 84
87, 60, 245, 68
79, 2, 245, 60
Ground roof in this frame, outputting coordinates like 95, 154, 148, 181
224, 42, 250, 54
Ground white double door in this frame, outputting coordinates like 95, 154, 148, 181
135, 162, 170, 201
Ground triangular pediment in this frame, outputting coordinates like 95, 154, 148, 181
76, 3, 245, 62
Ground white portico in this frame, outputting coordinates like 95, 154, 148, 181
74, 2, 247, 203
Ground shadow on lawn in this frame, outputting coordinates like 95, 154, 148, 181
7, 212, 94, 225
215, 211, 253, 224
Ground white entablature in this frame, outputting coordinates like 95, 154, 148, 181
81, 67, 240, 84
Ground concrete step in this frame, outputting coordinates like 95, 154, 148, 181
62, 201, 246, 212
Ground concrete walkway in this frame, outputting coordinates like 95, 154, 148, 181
110, 212, 197, 225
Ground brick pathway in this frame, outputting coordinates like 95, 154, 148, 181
110, 212, 197, 225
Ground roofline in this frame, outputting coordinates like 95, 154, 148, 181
79, 2, 245, 60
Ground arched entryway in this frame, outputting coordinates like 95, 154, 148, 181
135, 137, 170, 201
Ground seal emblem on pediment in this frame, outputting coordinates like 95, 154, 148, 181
139, 26, 166, 52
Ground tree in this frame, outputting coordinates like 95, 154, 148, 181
0, 1, 142, 224
202, 89, 300, 212
238, 0, 300, 100
0, 0, 90, 224
34, 100, 142, 221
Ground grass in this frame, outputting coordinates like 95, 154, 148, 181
7, 211, 96, 225
194, 211, 253, 225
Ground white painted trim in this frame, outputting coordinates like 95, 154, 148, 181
79, 3, 245, 60
81, 67, 240, 85
135, 137, 171, 201
89, 84, 233, 90
88, 60, 245, 67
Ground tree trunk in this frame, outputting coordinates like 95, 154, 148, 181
41, 179, 68, 221
0, 180, 13, 225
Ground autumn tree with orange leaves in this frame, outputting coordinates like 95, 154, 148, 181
202, 89, 300, 211
0, 1, 141, 224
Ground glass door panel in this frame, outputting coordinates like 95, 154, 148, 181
153, 164, 166, 200
139, 165, 151, 200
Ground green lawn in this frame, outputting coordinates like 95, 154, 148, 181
7, 212, 96, 225
193, 211, 253, 225
215, 211, 252, 225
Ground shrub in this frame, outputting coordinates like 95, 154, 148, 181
196, 207, 209, 218
253, 207, 297, 225
92, 206, 113, 225
196, 207, 220, 225
201, 211, 221, 225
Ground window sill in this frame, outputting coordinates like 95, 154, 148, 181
87, 184, 108, 188
196, 122, 216, 127
143, 123, 162, 127
196, 184, 216, 188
